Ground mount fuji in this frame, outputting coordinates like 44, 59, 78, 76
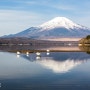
5, 17, 90, 38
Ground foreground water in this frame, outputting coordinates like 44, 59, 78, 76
0, 47, 90, 90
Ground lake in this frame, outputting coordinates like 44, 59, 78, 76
0, 46, 90, 90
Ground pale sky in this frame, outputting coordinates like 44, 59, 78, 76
0, 0, 90, 36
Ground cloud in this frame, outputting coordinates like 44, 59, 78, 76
24, 1, 38, 5
50, 4, 75, 11
17, 0, 74, 11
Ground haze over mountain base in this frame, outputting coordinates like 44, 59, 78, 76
38, 37, 81, 41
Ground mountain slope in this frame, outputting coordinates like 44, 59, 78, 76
39, 17, 83, 30
6, 17, 90, 38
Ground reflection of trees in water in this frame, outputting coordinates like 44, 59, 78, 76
0, 45, 50, 53
0, 45, 80, 54
79, 46, 90, 54
87, 52, 90, 54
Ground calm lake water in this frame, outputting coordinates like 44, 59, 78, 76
0, 46, 90, 90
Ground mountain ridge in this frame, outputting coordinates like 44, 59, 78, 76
4, 17, 90, 38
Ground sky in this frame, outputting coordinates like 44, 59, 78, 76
0, 0, 90, 36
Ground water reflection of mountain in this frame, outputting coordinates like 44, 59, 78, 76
1, 45, 90, 73
20, 52, 90, 73
21, 52, 90, 61
37, 59, 86, 73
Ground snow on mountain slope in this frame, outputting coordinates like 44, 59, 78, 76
5, 17, 90, 38
39, 17, 83, 30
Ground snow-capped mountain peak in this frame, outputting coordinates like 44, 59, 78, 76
4, 16, 90, 38
39, 17, 82, 30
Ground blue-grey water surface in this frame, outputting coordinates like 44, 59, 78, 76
0, 51, 90, 90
